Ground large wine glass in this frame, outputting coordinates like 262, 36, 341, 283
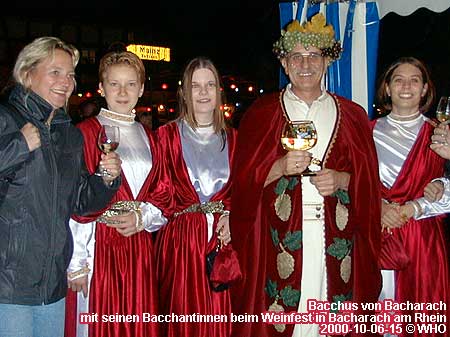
95, 125, 120, 177
281, 120, 320, 176
436, 96, 450, 124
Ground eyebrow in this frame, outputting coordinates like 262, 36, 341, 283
191, 81, 216, 84
392, 74, 421, 78
290, 52, 321, 56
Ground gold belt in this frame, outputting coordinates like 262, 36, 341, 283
174, 200, 225, 217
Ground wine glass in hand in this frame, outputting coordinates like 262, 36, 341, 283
280, 120, 320, 176
436, 96, 450, 124
95, 125, 120, 177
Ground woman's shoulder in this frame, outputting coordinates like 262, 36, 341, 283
156, 120, 178, 135
76, 116, 100, 129
74, 116, 102, 142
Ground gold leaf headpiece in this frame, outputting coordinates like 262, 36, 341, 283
273, 13, 342, 62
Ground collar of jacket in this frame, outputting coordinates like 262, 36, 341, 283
8, 84, 70, 126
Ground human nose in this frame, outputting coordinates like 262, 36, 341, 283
402, 80, 411, 88
118, 85, 127, 95
299, 56, 311, 68
59, 74, 73, 88
199, 85, 208, 95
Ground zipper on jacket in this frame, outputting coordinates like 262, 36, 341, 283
39, 124, 59, 304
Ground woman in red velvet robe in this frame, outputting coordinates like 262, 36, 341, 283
65, 51, 172, 337
155, 57, 236, 337
373, 57, 449, 337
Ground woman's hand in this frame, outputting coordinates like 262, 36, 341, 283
216, 215, 231, 245
381, 202, 406, 231
106, 211, 140, 237
430, 123, 450, 159
381, 201, 412, 231
309, 169, 350, 197
100, 152, 122, 185
424, 180, 444, 202
68, 275, 88, 298
21, 122, 41, 152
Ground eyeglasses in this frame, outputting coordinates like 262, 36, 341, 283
288, 52, 323, 66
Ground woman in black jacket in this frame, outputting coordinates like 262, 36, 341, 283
0, 36, 122, 337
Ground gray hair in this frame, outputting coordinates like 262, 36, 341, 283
13, 36, 80, 89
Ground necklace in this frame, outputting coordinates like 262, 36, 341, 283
388, 111, 421, 122
99, 108, 135, 123
197, 122, 213, 128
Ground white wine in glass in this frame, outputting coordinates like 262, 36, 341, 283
95, 125, 120, 177
281, 120, 319, 176
436, 96, 450, 123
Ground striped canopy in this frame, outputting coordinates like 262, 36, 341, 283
278, 0, 450, 119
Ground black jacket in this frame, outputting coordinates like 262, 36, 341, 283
0, 85, 119, 305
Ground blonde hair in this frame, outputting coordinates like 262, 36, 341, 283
98, 51, 145, 85
13, 36, 79, 89
177, 57, 226, 134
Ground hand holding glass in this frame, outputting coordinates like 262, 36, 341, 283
95, 125, 120, 177
281, 120, 321, 176
436, 96, 450, 124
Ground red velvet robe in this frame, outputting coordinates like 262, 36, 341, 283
230, 92, 382, 337
154, 121, 236, 337
373, 118, 449, 337
65, 117, 172, 337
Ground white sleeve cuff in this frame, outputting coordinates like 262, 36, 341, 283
67, 218, 95, 276
140, 202, 168, 233
416, 177, 450, 220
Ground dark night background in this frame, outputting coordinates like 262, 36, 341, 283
9, 1, 281, 90
5, 2, 450, 115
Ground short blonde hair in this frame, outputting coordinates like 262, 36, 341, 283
13, 36, 79, 89
98, 51, 145, 85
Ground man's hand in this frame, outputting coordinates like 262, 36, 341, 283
309, 169, 350, 196
265, 150, 312, 187
21, 122, 41, 152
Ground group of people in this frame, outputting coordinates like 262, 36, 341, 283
0, 12, 448, 337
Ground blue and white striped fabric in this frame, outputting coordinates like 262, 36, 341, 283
278, 0, 379, 118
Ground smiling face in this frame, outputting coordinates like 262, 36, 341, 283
386, 63, 428, 115
281, 44, 327, 103
191, 67, 217, 121
28, 49, 76, 109
99, 63, 144, 115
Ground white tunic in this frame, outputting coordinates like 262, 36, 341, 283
68, 108, 167, 337
373, 113, 450, 337
177, 119, 230, 241
284, 84, 337, 337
